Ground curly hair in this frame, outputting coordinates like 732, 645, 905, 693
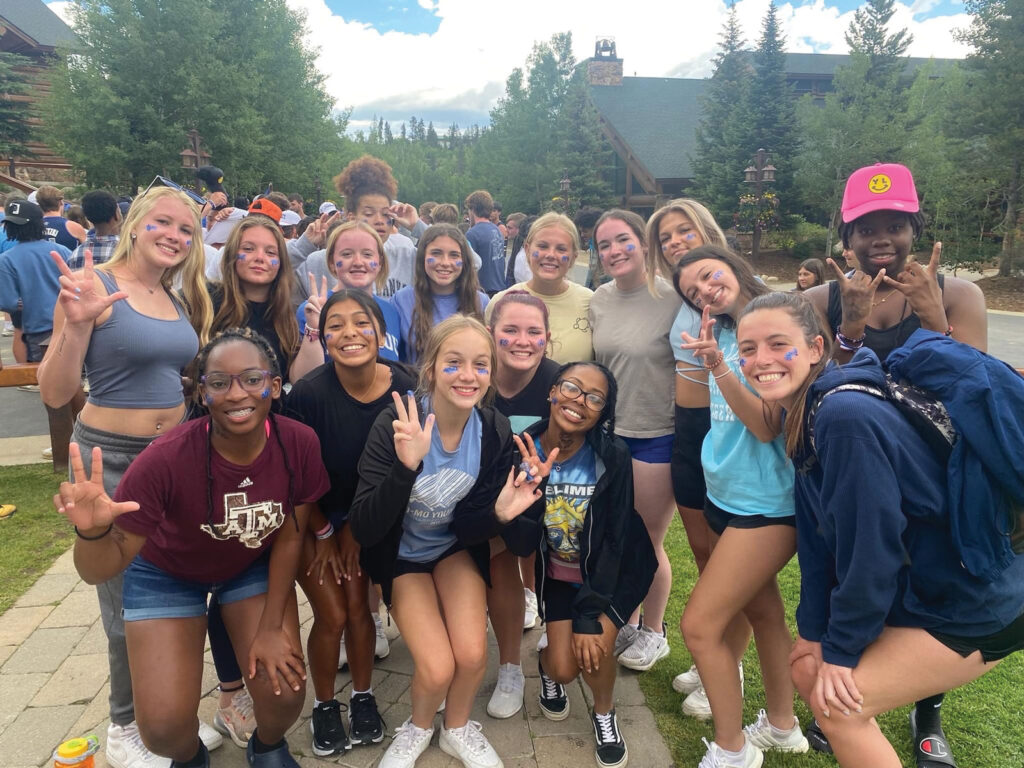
334, 155, 398, 213
552, 360, 619, 436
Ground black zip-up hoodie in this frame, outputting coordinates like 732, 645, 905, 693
503, 418, 657, 635
349, 403, 515, 604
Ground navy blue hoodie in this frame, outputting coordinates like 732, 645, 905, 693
793, 349, 1024, 667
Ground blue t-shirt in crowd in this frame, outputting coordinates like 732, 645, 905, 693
702, 326, 794, 517
0, 239, 71, 333
398, 405, 482, 562
391, 286, 489, 364
295, 291, 402, 362
43, 215, 80, 251
466, 221, 506, 293
537, 439, 597, 584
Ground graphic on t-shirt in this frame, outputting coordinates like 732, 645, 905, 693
407, 467, 475, 527
201, 491, 285, 549
238, 476, 253, 488
544, 482, 593, 566
573, 316, 592, 333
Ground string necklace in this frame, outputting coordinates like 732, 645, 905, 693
117, 267, 160, 295
349, 363, 381, 402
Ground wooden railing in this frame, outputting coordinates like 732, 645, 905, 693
0, 363, 73, 472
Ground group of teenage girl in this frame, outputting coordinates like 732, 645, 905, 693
42, 158, 1023, 768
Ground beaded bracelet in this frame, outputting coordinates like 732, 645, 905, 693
703, 351, 725, 371
835, 329, 866, 352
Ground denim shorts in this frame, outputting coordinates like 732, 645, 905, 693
620, 434, 673, 464
122, 555, 269, 621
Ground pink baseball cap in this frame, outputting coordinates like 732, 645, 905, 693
841, 162, 919, 223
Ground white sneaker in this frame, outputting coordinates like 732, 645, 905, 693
381, 603, 402, 640
617, 624, 669, 671
338, 630, 348, 670
536, 631, 548, 652
613, 623, 639, 657
486, 663, 525, 719
439, 720, 503, 768
523, 588, 539, 629
214, 688, 255, 747
682, 684, 713, 720
374, 613, 391, 659
198, 720, 223, 751
42, 446, 53, 460
742, 709, 809, 753
380, 719, 434, 768
697, 737, 763, 768
106, 722, 171, 768
672, 664, 701, 694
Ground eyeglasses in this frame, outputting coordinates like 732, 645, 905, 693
141, 175, 208, 208
200, 369, 272, 395
556, 380, 607, 411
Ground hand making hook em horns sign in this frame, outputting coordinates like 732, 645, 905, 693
881, 241, 947, 330
50, 249, 129, 327
826, 256, 887, 330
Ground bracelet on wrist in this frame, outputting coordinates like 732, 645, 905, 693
703, 351, 724, 371
835, 329, 866, 351
304, 327, 320, 342
315, 523, 335, 541
713, 367, 733, 380
75, 524, 113, 541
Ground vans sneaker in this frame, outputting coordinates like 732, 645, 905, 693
742, 709, 809, 753
617, 623, 669, 672
486, 663, 525, 719
439, 720, 502, 768
592, 709, 628, 768
379, 719, 433, 768
537, 660, 569, 721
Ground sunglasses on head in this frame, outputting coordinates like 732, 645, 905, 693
141, 175, 208, 207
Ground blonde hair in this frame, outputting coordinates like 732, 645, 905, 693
101, 187, 212, 345
325, 220, 390, 293
417, 314, 496, 407
646, 198, 727, 298
523, 212, 581, 262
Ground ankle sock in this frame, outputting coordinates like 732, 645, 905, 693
915, 693, 945, 733
718, 741, 748, 761
251, 731, 285, 754
351, 688, 372, 699
770, 719, 798, 738
172, 742, 207, 768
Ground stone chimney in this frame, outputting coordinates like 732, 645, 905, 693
587, 37, 623, 86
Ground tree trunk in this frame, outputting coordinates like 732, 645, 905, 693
998, 156, 1021, 277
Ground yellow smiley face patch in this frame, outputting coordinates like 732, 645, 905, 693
868, 174, 891, 194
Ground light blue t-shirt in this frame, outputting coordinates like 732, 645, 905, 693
391, 286, 489, 364
536, 439, 597, 584
295, 291, 402, 361
670, 303, 702, 367
702, 326, 794, 518
398, 406, 482, 562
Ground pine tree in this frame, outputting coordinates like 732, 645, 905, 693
845, 0, 913, 86
426, 121, 439, 147
0, 52, 34, 161
383, 120, 393, 144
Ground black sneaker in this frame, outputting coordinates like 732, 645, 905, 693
348, 692, 385, 745
592, 709, 627, 768
538, 660, 569, 721
806, 717, 833, 754
310, 699, 351, 756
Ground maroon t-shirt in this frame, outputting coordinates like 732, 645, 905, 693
115, 416, 329, 582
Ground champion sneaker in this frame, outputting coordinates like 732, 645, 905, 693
215, 688, 256, 748
537, 660, 569, 721
349, 692, 385, 745
487, 663, 525, 719
245, 736, 300, 767
742, 709, 809, 753
613, 622, 640, 657
617, 623, 669, 672
672, 664, 702, 695
592, 709, 628, 768
374, 613, 391, 659
380, 719, 434, 768
106, 722, 171, 768
523, 588, 540, 629
310, 699, 352, 756
439, 720, 503, 768
697, 737, 763, 768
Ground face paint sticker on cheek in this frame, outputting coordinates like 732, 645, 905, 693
685, 233, 696, 241
739, 358, 747, 368
442, 366, 458, 374
533, 250, 540, 260
712, 270, 724, 280
269, 259, 279, 267
185, 240, 191, 247
561, 254, 569, 263
324, 333, 332, 341
145, 224, 157, 231
625, 244, 635, 252
205, 394, 214, 405
236, 253, 247, 261
453, 260, 462, 268
476, 368, 489, 376
260, 388, 270, 399
536, 339, 546, 348
426, 257, 437, 264
498, 338, 510, 347
785, 348, 798, 361
369, 261, 378, 269
361, 328, 375, 337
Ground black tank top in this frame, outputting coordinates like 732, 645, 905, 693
826, 274, 945, 361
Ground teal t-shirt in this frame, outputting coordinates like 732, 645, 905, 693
701, 326, 794, 517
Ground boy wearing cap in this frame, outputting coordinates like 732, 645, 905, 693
803, 162, 987, 768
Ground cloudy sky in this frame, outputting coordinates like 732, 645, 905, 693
48, 0, 973, 134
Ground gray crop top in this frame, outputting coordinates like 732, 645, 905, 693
84, 270, 199, 409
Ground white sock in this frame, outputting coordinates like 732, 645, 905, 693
351, 688, 372, 698
718, 740, 748, 761
770, 720, 797, 737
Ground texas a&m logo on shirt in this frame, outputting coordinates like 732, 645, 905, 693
201, 492, 284, 549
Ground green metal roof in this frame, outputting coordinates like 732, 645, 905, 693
0, 0, 77, 50
783, 52, 955, 77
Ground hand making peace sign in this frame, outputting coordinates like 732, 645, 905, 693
391, 390, 436, 471
50, 249, 129, 328
493, 433, 560, 524
303, 272, 332, 332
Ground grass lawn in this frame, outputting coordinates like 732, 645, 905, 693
0, 462, 73, 614
637, 516, 1024, 767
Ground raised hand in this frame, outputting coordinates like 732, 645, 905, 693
391, 390, 435, 471
54, 443, 140, 533
303, 272, 331, 331
494, 434, 559, 523
388, 201, 419, 230
305, 211, 342, 248
51, 250, 127, 327
827, 257, 886, 330
881, 242, 946, 328
680, 305, 722, 368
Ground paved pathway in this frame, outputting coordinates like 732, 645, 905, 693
0, 548, 674, 768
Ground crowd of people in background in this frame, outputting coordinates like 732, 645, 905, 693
0, 158, 1021, 768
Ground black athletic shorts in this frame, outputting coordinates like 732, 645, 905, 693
703, 497, 796, 537
542, 575, 582, 623
393, 542, 465, 578
671, 404, 708, 510
927, 610, 1024, 663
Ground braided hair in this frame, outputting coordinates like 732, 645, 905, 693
193, 327, 297, 529
552, 360, 619, 436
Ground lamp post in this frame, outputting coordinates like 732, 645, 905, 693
179, 129, 211, 172
314, 173, 323, 209
743, 148, 776, 260
558, 171, 571, 214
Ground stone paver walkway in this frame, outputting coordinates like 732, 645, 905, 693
0, 548, 674, 768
